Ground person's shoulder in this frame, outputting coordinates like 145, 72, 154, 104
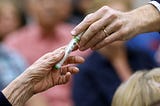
4, 24, 36, 45
5, 25, 29, 40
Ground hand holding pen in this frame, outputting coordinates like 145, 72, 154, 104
54, 32, 83, 70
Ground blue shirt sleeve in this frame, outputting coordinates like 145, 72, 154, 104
0, 92, 12, 106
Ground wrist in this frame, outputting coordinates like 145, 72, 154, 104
128, 4, 160, 34
149, 1, 160, 12
2, 74, 34, 106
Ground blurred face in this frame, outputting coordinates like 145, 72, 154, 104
27, 0, 72, 28
0, 3, 20, 38
79, 0, 93, 13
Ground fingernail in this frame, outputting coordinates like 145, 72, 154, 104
71, 30, 76, 35
76, 67, 80, 71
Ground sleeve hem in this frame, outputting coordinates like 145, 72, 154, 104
149, 1, 160, 12
0, 92, 12, 106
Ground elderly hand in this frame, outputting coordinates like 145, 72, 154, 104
71, 4, 160, 50
2, 47, 85, 106
26, 47, 84, 94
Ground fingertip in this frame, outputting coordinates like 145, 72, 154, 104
71, 30, 77, 36
66, 72, 71, 80
73, 67, 80, 73
74, 56, 85, 64
67, 72, 71, 75
79, 57, 85, 63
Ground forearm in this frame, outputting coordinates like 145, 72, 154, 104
99, 43, 132, 81
110, 47, 132, 81
112, 56, 132, 81
2, 74, 34, 106
129, 4, 160, 35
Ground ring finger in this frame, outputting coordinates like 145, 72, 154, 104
91, 21, 123, 50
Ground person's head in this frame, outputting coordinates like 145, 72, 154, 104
25, 0, 72, 29
0, 0, 24, 40
112, 68, 160, 106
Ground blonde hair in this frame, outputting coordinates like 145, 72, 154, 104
112, 68, 160, 106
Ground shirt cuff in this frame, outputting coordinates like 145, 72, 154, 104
149, 1, 160, 12
153, 0, 160, 4
0, 92, 12, 106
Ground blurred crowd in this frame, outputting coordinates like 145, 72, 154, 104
0, 0, 160, 106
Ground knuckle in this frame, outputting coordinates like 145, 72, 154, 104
102, 12, 118, 22
119, 28, 129, 36
101, 6, 109, 13
85, 20, 93, 26
123, 27, 129, 34
119, 30, 125, 36
89, 25, 98, 33
84, 13, 93, 22
111, 13, 118, 19
81, 36, 88, 42
44, 52, 52, 57
74, 27, 82, 32
97, 32, 105, 39
108, 11, 118, 19
86, 13, 93, 18
115, 21, 123, 28
95, 34, 101, 39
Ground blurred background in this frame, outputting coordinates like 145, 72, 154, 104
0, 0, 159, 106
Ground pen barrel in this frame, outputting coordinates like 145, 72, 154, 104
54, 37, 80, 69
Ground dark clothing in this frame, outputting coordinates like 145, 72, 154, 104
73, 49, 158, 106
154, 0, 160, 3
68, 0, 85, 25
0, 92, 11, 106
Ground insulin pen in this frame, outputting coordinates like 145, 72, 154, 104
54, 33, 83, 70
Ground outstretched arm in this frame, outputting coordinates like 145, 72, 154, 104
71, 4, 160, 50
2, 47, 84, 106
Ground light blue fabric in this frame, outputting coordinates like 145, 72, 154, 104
0, 43, 27, 90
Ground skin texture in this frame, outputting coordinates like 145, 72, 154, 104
96, 0, 133, 81
2, 47, 85, 106
71, 4, 160, 51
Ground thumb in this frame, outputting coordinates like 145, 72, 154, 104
49, 50, 65, 67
